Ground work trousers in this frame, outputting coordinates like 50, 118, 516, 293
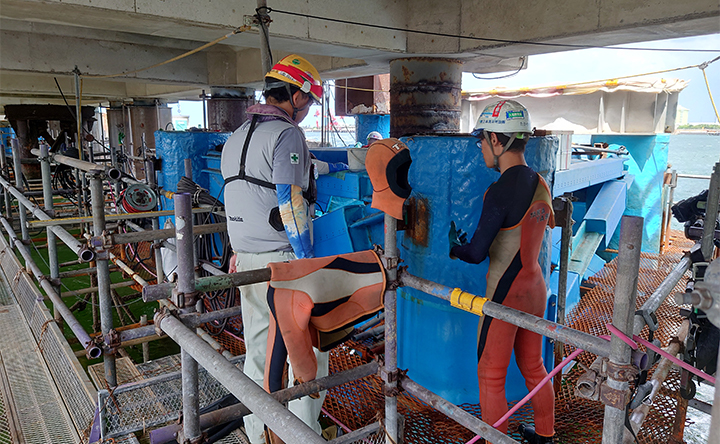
236, 251, 329, 444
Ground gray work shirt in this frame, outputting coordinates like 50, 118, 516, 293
221, 117, 311, 253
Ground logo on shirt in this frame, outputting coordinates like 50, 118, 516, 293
229, 216, 244, 222
290, 153, 299, 164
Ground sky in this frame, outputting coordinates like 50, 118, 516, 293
462, 33, 720, 124
172, 33, 720, 127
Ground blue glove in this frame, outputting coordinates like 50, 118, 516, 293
448, 221, 468, 259
328, 162, 349, 173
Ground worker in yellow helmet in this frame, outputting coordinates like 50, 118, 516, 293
221, 54, 328, 444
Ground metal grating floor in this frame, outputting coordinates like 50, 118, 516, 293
91, 355, 248, 443
0, 303, 78, 443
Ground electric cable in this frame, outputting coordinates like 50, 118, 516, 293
268, 8, 720, 53
256, 6, 274, 65
53, 78, 111, 155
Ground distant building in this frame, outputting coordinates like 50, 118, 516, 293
676, 105, 689, 126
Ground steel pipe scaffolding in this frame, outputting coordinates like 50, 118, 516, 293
11, 139, 29, 240
0, 216, 101, 359
148, 361, 379, 444
400, 377, 518, 444
399, 271, 611, 358
155, 314, 327, 444
602, 216, 644, 443
632, 254, 692, 336
90, 174, 117, 387
30, 148, 121, 180
143, 267, 272, 302
173, 193, 201, 442
0, 175, 85, 256
383, 214, 399, 444
40, 144, 62, 325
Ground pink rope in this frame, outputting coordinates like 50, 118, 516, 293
465, 321, 715, 443
223, 330, 245, 343
464, 348, 584, 444
606, 323, 716, 384
605, 323, 638, 350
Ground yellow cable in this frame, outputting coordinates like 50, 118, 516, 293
702, 68, 720, 124
81, 26, 251, 80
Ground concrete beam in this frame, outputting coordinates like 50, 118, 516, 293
0, 0, 717, 107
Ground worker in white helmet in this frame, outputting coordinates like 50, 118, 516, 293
366, 130, 383, 146
449, 100, 556, 444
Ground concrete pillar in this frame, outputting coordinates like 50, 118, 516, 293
389, 58, 463, 138
207, 87, 255, 132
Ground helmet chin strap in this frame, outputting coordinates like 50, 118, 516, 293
285, 84, 312, 121
484, 130, 517, 172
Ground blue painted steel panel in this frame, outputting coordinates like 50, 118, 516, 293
396, 135, 557, 405
356, 114, 390, 144
585, 180, 627, 250
549, 270, 581, 314
584, 254, 606, 281
316, 171, 373, 213
553, 157, 626, 197
313, 204, 383, 257
591, 134, 669, 253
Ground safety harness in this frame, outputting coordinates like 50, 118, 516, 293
223, 114, 317, 232
224, 115, 275, 190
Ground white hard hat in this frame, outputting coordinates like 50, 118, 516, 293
367, 131, 383, 142
472, 100, 532, 138
472, 100, 533, 172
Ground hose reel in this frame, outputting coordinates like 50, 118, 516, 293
120, 183, 158, 213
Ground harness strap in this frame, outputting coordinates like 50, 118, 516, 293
224, 114, 275, 190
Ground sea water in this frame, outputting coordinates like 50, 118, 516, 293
668, 134, 718, 443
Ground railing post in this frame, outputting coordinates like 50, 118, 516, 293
11, 138, 28, 240
701, 162, 720, 261
90, 173, 117, 387
40, 144, 61, 326
145, 157, 164, 282
174, 193, 201, 442
553, 194, 573, 393
383, 213, 398, 444
602, 216, 643, 444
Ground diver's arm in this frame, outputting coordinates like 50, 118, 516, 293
277, 183, 313, 258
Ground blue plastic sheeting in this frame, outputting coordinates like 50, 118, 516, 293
203, 152, 224, 205
585, 179, 627, 250
396, 135, 557, 405
591, 134, 669, 253
356, 114, 390, 144
155, 131, 230, 217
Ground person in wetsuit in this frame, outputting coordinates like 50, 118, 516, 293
449, 100, 555, 444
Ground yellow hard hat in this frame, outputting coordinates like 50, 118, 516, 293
265, 55, 323, 103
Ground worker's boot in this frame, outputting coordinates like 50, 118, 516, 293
518, 424, 554, 444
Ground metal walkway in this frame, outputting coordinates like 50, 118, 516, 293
0, 283, 78, 444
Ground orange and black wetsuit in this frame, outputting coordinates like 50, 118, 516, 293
451, 165, 555, 437
264, 250, 386, 394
